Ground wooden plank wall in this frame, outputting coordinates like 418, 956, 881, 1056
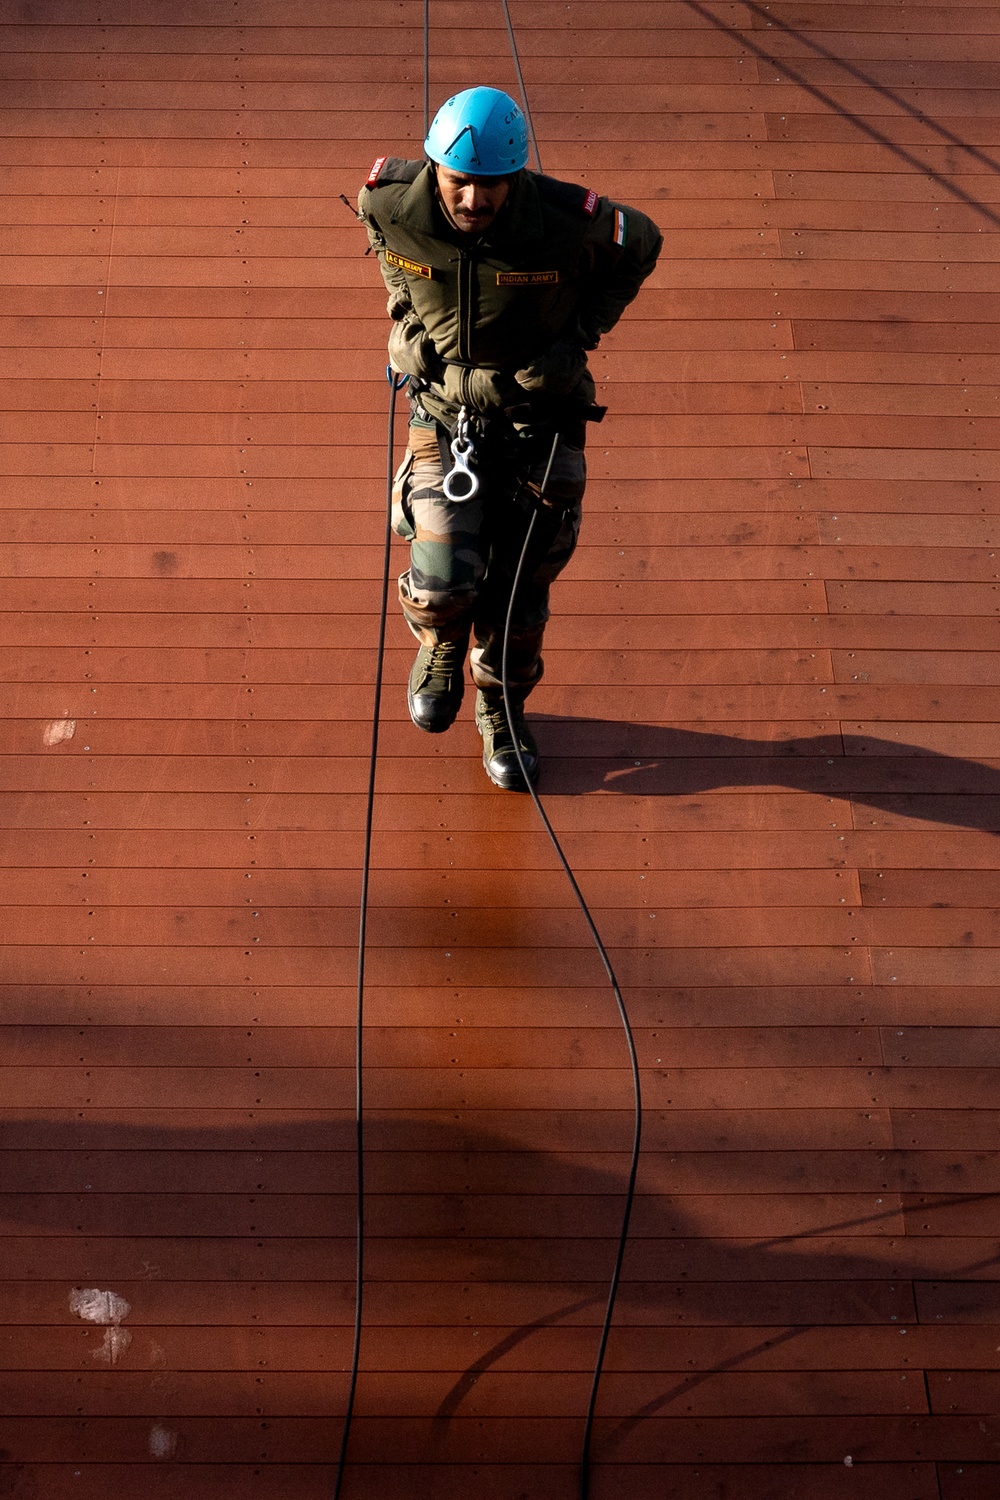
1, 0, 999, 1496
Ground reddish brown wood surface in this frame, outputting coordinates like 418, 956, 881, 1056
2, 1, 1000, 1496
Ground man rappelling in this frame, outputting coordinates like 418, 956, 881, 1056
358, 86, 662, 790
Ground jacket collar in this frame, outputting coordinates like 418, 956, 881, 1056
390, 164, 545, 249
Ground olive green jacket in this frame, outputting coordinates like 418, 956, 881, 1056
358, 158, 662, 422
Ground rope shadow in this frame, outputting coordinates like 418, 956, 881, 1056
7, 1109, 998, 1455
684, 0, 1000, 227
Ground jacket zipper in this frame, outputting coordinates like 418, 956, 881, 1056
458, 247, 474, 364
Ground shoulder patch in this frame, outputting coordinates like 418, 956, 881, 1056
535, 172, 598, 218
362, 156, 424, 190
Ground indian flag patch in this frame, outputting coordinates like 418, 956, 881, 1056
613, 208, 627, 246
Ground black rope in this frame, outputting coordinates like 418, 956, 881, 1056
501, 442, 643, 1500
423, 1, 430, 138
499, 0, 542, 173
332, 368, 405, 1500
337, 5, 643, 1495
496, 8, 644, 1490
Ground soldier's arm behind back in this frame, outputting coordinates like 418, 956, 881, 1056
357, 183, 413, 314
577, 197, 663, 349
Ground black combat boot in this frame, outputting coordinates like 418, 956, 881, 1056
474, 689, 539, 790
407, 639, 467, 733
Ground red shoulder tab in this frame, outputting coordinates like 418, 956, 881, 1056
366, 156, 388, 187
582, 188, 598, 217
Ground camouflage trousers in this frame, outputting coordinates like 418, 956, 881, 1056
391, 411, 585, 697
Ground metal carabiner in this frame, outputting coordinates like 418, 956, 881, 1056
442, 407, 480, 502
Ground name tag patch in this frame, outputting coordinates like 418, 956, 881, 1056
384, 249, 435, 280
496, 270, 560, 286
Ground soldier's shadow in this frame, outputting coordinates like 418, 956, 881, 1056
530, 717, 1000, 835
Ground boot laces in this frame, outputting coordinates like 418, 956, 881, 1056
479, 695, 525, 742
420, 640, 464, 689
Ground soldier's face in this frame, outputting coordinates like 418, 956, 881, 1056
435, 165, 510, 234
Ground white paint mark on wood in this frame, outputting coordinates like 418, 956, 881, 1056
93, 1326, 133, 1365
69, 1287, 133, 1365
149, 1424, 178, 1459
43, 718, 76, 746
69, 1287, 131, 1325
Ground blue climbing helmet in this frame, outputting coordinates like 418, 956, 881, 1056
424, 87, 529, 176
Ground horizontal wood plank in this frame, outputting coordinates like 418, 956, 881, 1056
5, 0, 1000, 1491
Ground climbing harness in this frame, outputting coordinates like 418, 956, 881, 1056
441, 404, 480, 500
338, 9, 643, 1499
